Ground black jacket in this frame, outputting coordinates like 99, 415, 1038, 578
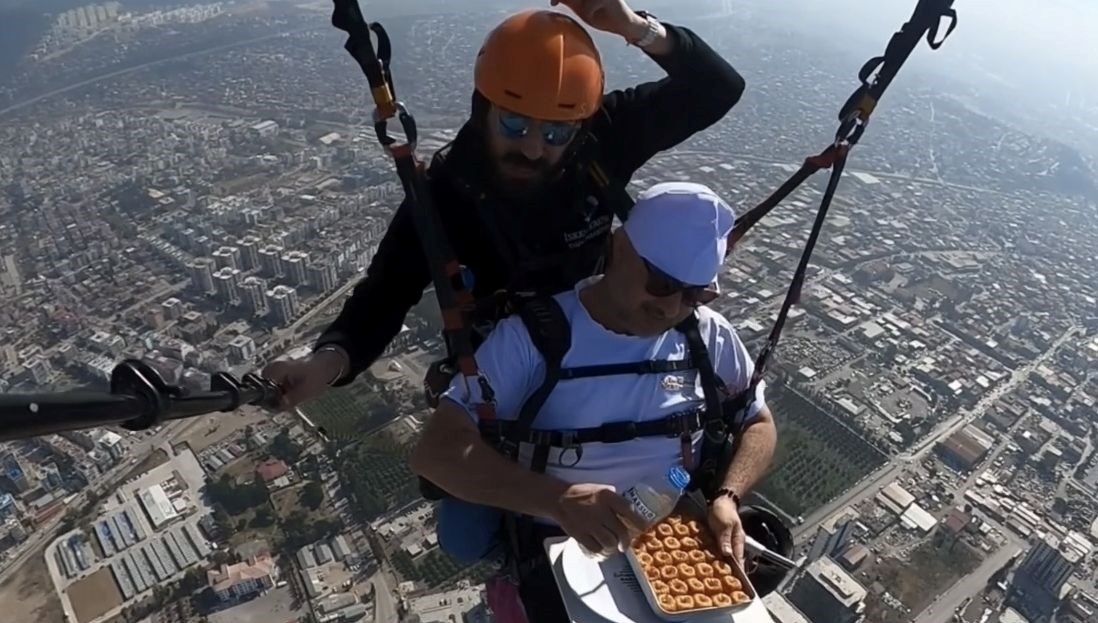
317, 23, 745, 385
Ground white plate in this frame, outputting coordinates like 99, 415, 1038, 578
559, 539, 646, 623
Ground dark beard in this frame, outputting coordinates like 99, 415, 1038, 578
490, 153, 555, 201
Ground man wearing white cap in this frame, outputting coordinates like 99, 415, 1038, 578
410, 181, 776, 620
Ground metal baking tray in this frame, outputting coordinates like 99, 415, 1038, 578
623, 499, 758, 621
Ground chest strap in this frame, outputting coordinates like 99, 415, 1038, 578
481, 406, 706, 466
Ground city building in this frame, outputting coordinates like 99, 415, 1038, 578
1007, 537, 1076, 622
268, 285, 299, 326
0, 451, 33, 493
241, 276, 268, 316
238, 235, 261, 270
161, 297, 184, 320
212, 245, 241, 270
935, 424, 995, 472
249, 120, 279, 138
40, 463, 63, 491
331, 535, 353, 561
258, 245, 284, 278
207, 553, 279, 602
308, 260, 336, 293
763, 593, 811, 623
213, 267, 241, 306
255, 459, 288, 483
788, 557, 867, 623
228, 335, 256, 364
0, 492, 17, 520
281, 251, 309, 287
806, 511, 857, 564
30, 358, 54, 385
405, 585, 490, 623
138, 484, 179, 529
98, 431, 125, 462
188, 257, 217, 294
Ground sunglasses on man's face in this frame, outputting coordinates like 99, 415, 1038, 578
496, 110, 579, 147
642, 258, 720, 306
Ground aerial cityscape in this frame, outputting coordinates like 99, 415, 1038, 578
0, 1, 1096, 623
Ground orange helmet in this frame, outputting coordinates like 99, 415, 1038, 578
474, 9, 605, 122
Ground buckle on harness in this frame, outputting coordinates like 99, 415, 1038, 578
558, 430, 583, 468
704, 420, 727, 444
529, 429, 553, 447
602, 421, 638, 444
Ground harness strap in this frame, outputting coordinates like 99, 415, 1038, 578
334, 0, 494, 423
724, 0, 958, 407
480, 407, 706, 449
558, 359, 694, 380
677, 314, 728, 476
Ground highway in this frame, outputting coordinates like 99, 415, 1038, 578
0, 26, 317, 119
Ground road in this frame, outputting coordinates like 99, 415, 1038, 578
911, 540, 1021, 623
0, 26, 316, 119
372, 571, 398, 623
794, 323, 1081, 540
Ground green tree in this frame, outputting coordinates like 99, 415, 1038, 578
301, 481, 324, 511
251, 506, 275, 528
270, 428, 302, 463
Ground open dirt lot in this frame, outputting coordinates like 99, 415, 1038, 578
208, 585, 306, 623
177, 406, 270, 453
68, 567, 123, 623
0, 550, 65, 623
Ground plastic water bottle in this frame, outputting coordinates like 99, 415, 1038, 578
584, 465, 691, 560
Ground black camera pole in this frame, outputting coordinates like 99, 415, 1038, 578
0, 359, 282, 442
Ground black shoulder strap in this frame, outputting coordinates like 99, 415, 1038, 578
589, 158, 633, 224
676, 312, 731, 490
513, 296, 571, 472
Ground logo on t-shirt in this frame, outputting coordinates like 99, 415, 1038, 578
660, 375, 686, 391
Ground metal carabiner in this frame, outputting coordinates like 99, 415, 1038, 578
558, 431, 583, 468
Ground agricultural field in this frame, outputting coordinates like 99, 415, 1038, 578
339, 432, 422, 521
391, 548, 496, 590
758, 385, 889, 517
301, 383, 398, 446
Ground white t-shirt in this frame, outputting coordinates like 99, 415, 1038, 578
442, 276, 767, 499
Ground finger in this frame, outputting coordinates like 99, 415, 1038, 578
591, 524, 619, 552
732, 524, 746, 566
718, 524, 735, 559
575, 531, 603, 555
602, 512, 633, 545
605, 493, 646, 532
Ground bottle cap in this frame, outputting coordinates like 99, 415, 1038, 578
667, 465, 691, 490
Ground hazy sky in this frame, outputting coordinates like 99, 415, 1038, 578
787, 0, 1097, 95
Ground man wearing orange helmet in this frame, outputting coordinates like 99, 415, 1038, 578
266, 0, 744, 413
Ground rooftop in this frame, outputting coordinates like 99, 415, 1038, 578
807, 557, 867, 606
763, 592, 811, 623
207, 553, 278, 593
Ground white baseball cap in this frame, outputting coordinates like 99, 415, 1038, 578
621, 181, 735, 288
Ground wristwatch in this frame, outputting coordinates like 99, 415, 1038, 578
629, 11, 662, 49
709, 487, 741, 507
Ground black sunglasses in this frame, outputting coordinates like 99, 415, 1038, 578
641, 258, 719, 306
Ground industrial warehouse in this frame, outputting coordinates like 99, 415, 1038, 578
45, 447, 217, 623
